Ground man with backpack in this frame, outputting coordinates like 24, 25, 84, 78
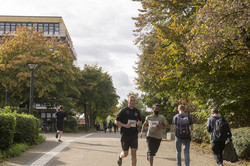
207, 108, 232, 166
172, 104, 193, 166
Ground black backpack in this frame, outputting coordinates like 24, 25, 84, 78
176, 115, 190, 139
213, 117, 231, 141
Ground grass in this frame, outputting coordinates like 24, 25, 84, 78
0, 134, 46, 162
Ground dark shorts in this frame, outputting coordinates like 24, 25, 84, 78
57, 123, 64, 131
121, 135, 138, 151
146, 136, 162, 156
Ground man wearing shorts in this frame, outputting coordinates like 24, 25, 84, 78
115, 95, 142, 166
140, 103, 167, 166
53, 106, 67, 142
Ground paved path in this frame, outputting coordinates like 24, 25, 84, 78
1, 132, 241, 166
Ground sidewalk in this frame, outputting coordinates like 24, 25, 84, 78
1, 132, 242, 166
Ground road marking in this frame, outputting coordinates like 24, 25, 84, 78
29, 133, 93, 166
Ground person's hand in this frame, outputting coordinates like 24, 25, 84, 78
140, 132, 143, 138
124, 123, 131, 128
156, 124, 161, 128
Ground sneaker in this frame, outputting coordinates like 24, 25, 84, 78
58, 139, 62, 142
55, 132, 59, 138
146, 151, 149, 161
117, 153, 122, 166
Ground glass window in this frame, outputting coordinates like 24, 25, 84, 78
44, 24, 48, 34
47, 113, 51, 118
27, 23, 32, 29
41, 113, 46, 118
5, 23, 10, 32
0, 23, 4, 33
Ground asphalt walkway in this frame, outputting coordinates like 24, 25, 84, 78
1, 132, 241, 166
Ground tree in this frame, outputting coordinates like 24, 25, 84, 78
75, 65, 119, 127
0, 26, 79, 108
132, 0, 249, 126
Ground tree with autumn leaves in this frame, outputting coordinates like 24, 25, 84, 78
0, 26, 119, 122
132, 0, 249, 126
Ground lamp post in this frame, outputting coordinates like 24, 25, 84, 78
84, 101, 88, 132
27, 63, 39, 115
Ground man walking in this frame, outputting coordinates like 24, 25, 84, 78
115, 95, 142, 166
140, 103, 167, 166
207, 108, 232, 166
53, 106, 67, 142
173, 104, 193, 166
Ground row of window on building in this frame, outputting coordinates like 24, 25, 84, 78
0, 22, 60, 35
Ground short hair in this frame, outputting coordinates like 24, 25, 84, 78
178, 105, 185, 111
128, 95, 135, 99
153, 103, 160, 108
60, 106, 63, 110
212, 107, 219, 114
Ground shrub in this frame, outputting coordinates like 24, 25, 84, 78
0, 113, 16, 150
64, 116, 78, 132
192, 124, 210, 144
13, 114, 40, 145
231, 127, 250, 159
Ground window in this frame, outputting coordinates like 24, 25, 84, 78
41, 113, 46, 118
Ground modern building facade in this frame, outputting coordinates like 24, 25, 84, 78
0, 15, 77, 60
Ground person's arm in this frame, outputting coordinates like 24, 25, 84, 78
140, 120, 148, 138
190, 125, 193, 131
115, 120, 131, 128
53, 112, 57, 118
206, 118, 212, 133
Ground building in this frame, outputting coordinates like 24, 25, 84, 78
0, 15, 77, 60
0, 15, 77, 126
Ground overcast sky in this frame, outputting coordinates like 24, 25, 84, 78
1, 0, 142, 103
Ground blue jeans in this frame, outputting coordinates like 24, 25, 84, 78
175, 138, 190, 166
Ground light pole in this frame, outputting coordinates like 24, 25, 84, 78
27, 63, 39, 115
84, 101, 88, 132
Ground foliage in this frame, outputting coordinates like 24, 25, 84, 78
75, 65, 119, 126
0, 26, 78, 108
13, 113, 40, 145
132, 0, 250, 127
64, 116, 78, 132
231, 127, 250, 159
192, 124, 210, 144
0, 134, 45, 161
0, 113, 16, 150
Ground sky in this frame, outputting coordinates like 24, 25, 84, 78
1, 0, 142, 103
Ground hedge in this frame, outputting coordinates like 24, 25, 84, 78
13, 113, 40, 145
231, 127, 250, 159
0, 113, 16, 150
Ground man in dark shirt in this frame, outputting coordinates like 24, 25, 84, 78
53, 106, 67, 142
207, 108, 232, 166
115, 95, 142, 166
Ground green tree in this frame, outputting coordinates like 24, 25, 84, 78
75, 65, 119, 127
0, 26, 79, 109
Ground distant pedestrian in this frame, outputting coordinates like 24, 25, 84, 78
103, 119, 107, 133
53, 106, 67, 142
173, 104, 193, 166
115, 95, 142, 166
113, 121, 117, 133
140, 103, 167, 166
207, 108, 232, 166
95, 122, 100, 132
108, 120, 113, 133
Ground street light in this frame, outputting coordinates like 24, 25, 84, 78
27, 63, 39, 115
84, 101, 88, 132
